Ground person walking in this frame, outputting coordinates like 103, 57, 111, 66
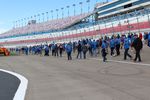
76, 41, 82, 59
148, 32, 150, 47
65, 42, 72, 60
82, 44, 88, 59
101, 40, 107, 62
115, 36, 121, 56
124, 36, 132, 60
110, 37, 115, 56
132, 35, 143, 62
44, 45, 49, 56
59, 44, 63, 57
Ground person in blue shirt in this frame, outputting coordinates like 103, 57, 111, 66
51, 44, 55, 56
148, 32, 150, 47
65, 42, 72, 60
110, 37, 115, 56
101, 40, 107, 62
25, 47, 29, 55
124, 36, 132, 60
115, 36, 121, 56
44, 45, 49, 56
92, 40, 97, 57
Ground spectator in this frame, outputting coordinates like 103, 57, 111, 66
76, 41, 82, 59
124, 36, 132, 60
101, 40, 107, 62
65, 42, 72, 60
110, 37, 115, 56
132, 35, 143, 62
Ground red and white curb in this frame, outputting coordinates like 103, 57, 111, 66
0, 69, 28, 100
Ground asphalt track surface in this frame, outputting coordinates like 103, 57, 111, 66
0, 45, 150, 100
0, 71, 20, 100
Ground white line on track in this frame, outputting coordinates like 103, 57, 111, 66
90, 58, 150, 67
0, 69, 28, 100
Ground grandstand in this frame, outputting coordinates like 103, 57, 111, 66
0, 0, 150, 48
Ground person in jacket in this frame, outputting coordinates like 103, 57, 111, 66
115, 36, 121, 56
124, 36, 132, 60
44, 45, 49, 56
101, 40, 107, 62
59, 44, 63, 57
110, 37, 115, 56
92, 40, 97, 57
148, 32, 150, 47
82, 44, 88, 59
65, 42, 72, 60
132, 35, 143, 62
76, 41, 82, 59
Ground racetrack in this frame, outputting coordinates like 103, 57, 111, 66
0, 46, 150, 100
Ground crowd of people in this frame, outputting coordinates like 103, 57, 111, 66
9, 32, 150, 62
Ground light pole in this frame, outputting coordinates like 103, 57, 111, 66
98, 22, 101, 36
73, 4, 76, 16
111, 22, 114, 34
24, 18, 26, 26
46, 12, 49, 21
38, 14, 40, 23
117, 14, 122, 33
56, 9, 59, 19
79, 2, 83, 14
21, 19, 23, 27
51, 10, 54, 20
34, 15, 36, 20
104, 20, 107, 35
18, 20, 20, 27
27, 17, 29, 25
136, 16, 140, 33
61, 7, 64, 19
125, 13, 131, 34
31, 16, 33, 21
86, 0, 90, 13
42, 13, 45, 22
15, 21, 17, 28
13, 21, 15, 28
66, 6, 70, 17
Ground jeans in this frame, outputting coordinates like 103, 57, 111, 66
124, 48, 132, 60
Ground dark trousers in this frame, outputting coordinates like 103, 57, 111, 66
110, 47, 114, 56
124, 48, 132, 60
83, 51, 87, 59
148, 40, 150, 47
134, 49, 141, 62
55, 50, 59, 57
45, 50, 49, 56
59, 50, 62, 57
77, 51, 82, 59
101, 49, 107, 62
52, 50, 55, 56
67, 52, 72, 60
89, 47, 93, 56
116, 44, 120, 56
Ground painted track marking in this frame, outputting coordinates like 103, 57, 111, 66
0, 69, 28, 100
90, 58, 150, 67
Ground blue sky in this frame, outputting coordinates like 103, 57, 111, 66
0, 0, 110, 33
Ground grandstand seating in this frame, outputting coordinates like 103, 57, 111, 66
0, 13, 92, 38
0, 8, 150, 47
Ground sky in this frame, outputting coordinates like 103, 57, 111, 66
0, 0, 111, 34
